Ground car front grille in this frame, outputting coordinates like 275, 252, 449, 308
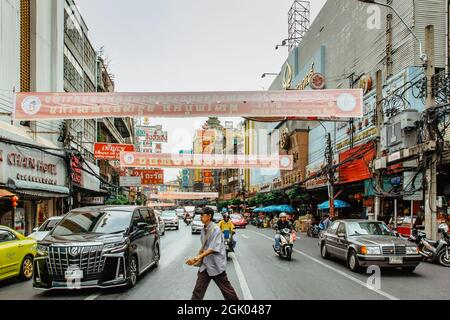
382, 245, 406, 256
46, 245, 105, 278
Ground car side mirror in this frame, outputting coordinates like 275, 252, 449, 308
137, 222, 148, 230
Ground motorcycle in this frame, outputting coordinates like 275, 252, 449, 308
408, 223, 450, 267
273, 228, 296, 261
184, 215, 193, 226
223, 230, 235, 259
307, 223, 324, 238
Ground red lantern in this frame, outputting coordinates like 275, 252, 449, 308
11, 195, 19, 208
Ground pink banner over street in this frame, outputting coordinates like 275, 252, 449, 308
119, 152, 294, 170
13, 90, 363, 120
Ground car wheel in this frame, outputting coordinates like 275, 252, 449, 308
438, 250, 450, 267
20, 255, 34, 281
320, 242, 330, 259
127, 255, 138, 288
402, 266, 416, 273
176, 226, 179, 230
347, 250, 362, 273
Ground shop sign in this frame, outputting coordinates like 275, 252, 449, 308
81, 197, 104, 205
403, 172, 423, 201
94, 143, 135, 160
132, 169, 164, 185
14, 90, 364, 120
338, 143, 375, 185
359, 74, 373, 95
71, 156, 82, 186
119, 176, 142, 187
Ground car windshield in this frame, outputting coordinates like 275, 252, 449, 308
176, 209, 184, 213
193, 215, 202, 221
214, 213, 222, 218
185, 206, 195, 212
51, 210, 132, 236
162, 211, 176, 218
38, 218, 61, 232
231, 214, 242, 220
347, 221, 394, 236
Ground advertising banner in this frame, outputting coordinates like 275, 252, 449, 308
94, 143, 135, 160
119, 152, 293, 170
14, 90, 364, 120
132, 169, 164, 185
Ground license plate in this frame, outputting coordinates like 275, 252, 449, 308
65, 268, 83, 280
389, 257, 403, 265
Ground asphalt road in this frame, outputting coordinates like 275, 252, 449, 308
0, 223, 449, 300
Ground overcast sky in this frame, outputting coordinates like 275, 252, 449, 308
75, 0, 327, 181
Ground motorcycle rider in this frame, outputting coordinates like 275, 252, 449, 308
274, 212, 293, 253
218, 213, 236, 250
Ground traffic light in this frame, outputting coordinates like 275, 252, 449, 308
11, 196, 19, 208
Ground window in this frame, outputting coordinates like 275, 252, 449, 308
337, 223, 347, 236
328, 222, 339, 235
0, 230, 17, 243
132, 211, 143, 227
140, 209, 157, 225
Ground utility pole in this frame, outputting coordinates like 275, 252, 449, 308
373, 70, 384, 221
326, 132, 335, 219
424, 25, 438, 240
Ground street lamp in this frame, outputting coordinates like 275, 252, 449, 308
261, 73, 279, 78
356, 0, 426, 64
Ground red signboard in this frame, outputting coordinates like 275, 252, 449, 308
71, 156, 82, 186
338, 142, 375, 184
132, 169, 164, 185
94, 143, 135, 160
14, 90, 364, 120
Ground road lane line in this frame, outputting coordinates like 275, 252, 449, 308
241, 234, 249, 239
85, 292, 101, 300
246, 229, 399, 301
229, 252, 254, 300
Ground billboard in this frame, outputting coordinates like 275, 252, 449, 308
14, 90, 364, 120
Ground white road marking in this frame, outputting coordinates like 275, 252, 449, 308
85, 292, 101, 300
247, 229, 399, 301
241, 234, 249, 239
229, 252, 254, 300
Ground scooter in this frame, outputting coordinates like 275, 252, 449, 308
223, 230, 235, 259
184, 215, 192, 226
273, 228, 296, 261
307, 223, 324, 238
408, 223, 450, 267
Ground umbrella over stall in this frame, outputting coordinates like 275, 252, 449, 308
318, 199, 350, 210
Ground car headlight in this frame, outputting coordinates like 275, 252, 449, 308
37, 244, 49, 254
406, 246, 419, 255
103, 241, 128, 253
361, 246, 381, 255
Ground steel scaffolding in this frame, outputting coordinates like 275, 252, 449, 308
288, 1, 310, 52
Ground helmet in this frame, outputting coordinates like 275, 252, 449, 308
279, 212, 287, 218
223, 213, 229, 220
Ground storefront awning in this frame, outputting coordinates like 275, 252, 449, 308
0, 189, 15, 198
6, 179, 69, 198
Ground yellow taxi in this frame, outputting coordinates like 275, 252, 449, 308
0, 226, 36, 281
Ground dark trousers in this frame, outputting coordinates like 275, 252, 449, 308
191, 270, 239, 300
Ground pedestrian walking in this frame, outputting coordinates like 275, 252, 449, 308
186, 207, 239, 300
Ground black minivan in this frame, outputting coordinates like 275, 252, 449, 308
33, 206, 160, 290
